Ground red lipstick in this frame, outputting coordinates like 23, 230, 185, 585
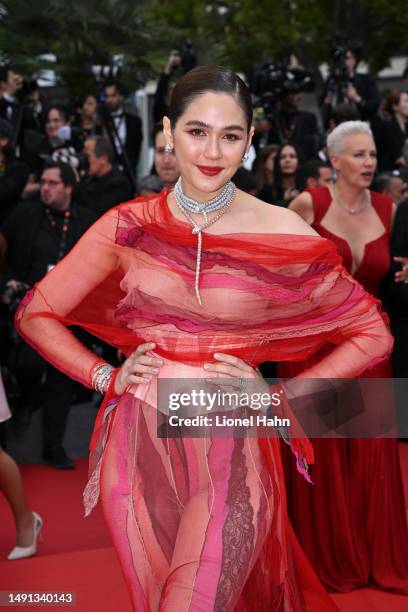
197, 165, 223, 176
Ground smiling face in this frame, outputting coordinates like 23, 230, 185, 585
330, 132, 377, 188
45, 108, 64, 139
279, 145, 298, 176
163, 91, 253, 200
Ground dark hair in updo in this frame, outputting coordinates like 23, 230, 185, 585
168, 65, 253, 131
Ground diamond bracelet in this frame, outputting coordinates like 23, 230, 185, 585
91, 362, 115, 395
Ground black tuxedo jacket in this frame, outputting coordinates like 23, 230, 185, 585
0, 98, 41, 163
104, 110, 143, 176
77, 169, 133, 218
253, 110, 319, 158
380, 117, 407, 171
0, 156, 30, 224
1, 199, 96, 285
123, 112, 143, 171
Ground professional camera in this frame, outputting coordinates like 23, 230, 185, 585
249, 62, 314, 115
15, 77, 38, 104
91, 65, 122, 84
326, 35, 363, 95
171, 41, 197, 76
0, 65, 36, 105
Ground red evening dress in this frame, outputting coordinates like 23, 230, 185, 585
15, 190, 393, 610
280, 186, 408, 593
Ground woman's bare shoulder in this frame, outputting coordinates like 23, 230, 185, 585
239, 192, 318, 237
288, 191, 314, 224
264, 203, 319, 236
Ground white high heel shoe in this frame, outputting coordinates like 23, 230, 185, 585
7, 512, 43, 560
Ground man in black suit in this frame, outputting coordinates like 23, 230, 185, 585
0, 65, 40, 165
0, 118, 30, 224
78, 135, 133, 217
252, 92, 320, 159
102, 81, 143, 191
321, 47, 380, 127
1, 161, 96, 468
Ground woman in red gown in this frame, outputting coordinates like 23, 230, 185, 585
15, 70, 393, 610
285, 120, 408, 593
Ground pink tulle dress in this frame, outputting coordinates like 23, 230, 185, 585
15, 191, 393, 611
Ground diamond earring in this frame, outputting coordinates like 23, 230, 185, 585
241, 152, 249, 162
164, 143, 174, 154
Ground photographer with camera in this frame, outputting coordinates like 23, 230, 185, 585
253, 93, 319, 160
321, 41, 380, 128
152, 51, 182, 125
152, 45, 197, 125
276, 90, 320, 158
250, 64, 320, 159
0, 65, 40, 166
0, 161, 96, 469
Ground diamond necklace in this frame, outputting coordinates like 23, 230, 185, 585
173, 177, 236, 305
333, 183, 370, 215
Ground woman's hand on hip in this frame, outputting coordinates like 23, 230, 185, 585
203, 353, 269, 395
114, 343, 163, 395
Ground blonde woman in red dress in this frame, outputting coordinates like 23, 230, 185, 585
284, 120, 408, 593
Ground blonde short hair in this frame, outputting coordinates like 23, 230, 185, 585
327, 121, 374, 156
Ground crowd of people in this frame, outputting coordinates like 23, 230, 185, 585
0, 49, 408, 608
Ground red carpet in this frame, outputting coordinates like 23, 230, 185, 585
0, 460, 110, 556
0, 460, 132, 611
0, 548, 132, 611
0, 449, 407, 611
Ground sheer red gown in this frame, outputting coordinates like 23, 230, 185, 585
280, 186, 408, 593
14, 190, 394, 610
